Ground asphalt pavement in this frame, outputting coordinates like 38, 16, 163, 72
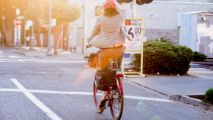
0, 47, 213, 120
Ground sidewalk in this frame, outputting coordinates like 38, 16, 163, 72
11, 47, 85, 60
188, 68, 213, 80
126, 68, 213, 111
127, 61, 213, 96
127, 73, 213, 96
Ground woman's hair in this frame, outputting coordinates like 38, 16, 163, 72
103, 8, 119, 17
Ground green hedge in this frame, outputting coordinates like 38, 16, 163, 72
205, 88, 213, 104
134, 40, 193, 75
192, 52, 207, 61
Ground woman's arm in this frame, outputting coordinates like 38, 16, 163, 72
88, 18, 101, 42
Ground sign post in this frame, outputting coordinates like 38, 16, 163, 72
14, 18, 22, 48
122, 18, 145, 77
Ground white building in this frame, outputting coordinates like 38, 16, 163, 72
68, 0, 213, 55
179, 10, 213, 58
136, 1, 213, 43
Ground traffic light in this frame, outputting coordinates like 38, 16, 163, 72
136, 0, 153, 5
116, 0, 132, 4
116, 0, 153, 5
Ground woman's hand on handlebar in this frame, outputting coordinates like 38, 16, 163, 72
86, 44, 92, 49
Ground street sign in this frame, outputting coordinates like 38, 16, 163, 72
51, 18, 57, 27
14, 19, 21, 26
18, 16, 24, 20
122, 18, 145, 77
123, 18, 144, 51
26, 20, 33, 27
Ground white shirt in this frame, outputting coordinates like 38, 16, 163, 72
88, 14, 125, 48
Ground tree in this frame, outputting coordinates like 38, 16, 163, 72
0, 0, 81, 48
38, 0, 81, 53
24, 0, 80, 33
0, 0, 28, 46
24, 0, 42, 49
39, 0, 80, 25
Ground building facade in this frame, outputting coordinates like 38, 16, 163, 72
68, 0, 213, 53
179, 10, 213, 58
135, 1, 213, 43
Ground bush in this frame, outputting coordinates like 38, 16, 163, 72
205, 88, 213, 104
133, 40, 193, 75
158, 37, 173, 44
133, 54, 141, 71
192, 52, 207, 61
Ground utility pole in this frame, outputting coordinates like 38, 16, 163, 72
47, 0, 52, 55
177, 8, 182, 43
1, 16, 6, 46
30, 21, 34, 50
131, 0, 137, 18
82, 4, 85, 54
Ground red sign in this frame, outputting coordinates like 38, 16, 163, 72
124, 19, 131, 26
14, 19, 21, 26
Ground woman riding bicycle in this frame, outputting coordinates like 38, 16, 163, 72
88, 0, 127, 71
88, 1, 128, 117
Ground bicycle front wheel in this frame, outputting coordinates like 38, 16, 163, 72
93, 81, 105, 113
109, 88, 124, 120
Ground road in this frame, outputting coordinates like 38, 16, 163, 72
0, 48, 212, 120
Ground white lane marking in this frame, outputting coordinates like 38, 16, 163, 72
29, 90, 171, 103
10, 79, 63, 120
0, 88, 171, 103
125, 96, 171, 103
0, 59, 86, 64
30, 90, 93, 96
0, 88, 21, 92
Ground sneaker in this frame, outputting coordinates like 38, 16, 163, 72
98, 100, 106, 113
98, 106, 105, 113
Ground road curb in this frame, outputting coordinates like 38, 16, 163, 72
126, 79, 169, 97
13, 51, 44, 59
127, 79, 213, 112
13, 51, 26, 56
13, 51, 85, 60
170, 95, 213, 112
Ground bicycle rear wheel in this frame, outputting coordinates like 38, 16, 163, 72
93, 81, 105, 113
109, 79, 124, 120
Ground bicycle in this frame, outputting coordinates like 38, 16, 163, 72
92, 56, 124, 120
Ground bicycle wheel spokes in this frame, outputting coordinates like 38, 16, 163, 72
112, 99, 121, 111
110, 89, 124, 120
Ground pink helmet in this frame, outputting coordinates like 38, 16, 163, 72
103, 0, 116, 9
